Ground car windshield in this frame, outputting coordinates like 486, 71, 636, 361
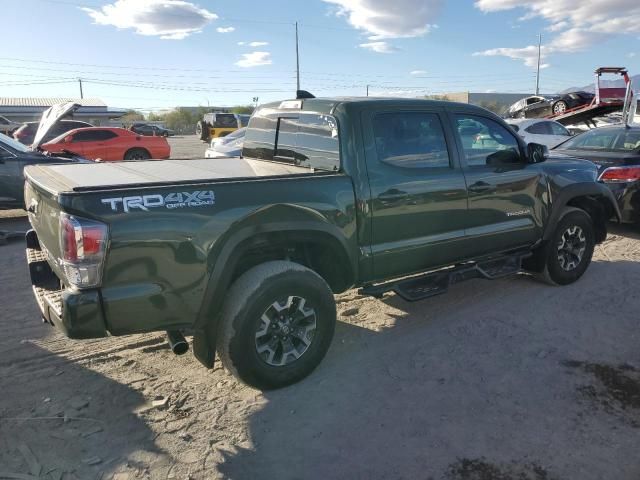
0, 132, 30, 152
556, 128, 640, 151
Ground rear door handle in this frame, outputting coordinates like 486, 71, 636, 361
378, 192, 409, 202
468, 181, 495, 194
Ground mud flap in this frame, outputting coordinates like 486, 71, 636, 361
193, 326, 216, 368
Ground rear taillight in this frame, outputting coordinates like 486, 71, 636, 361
598, 166, 640, 183
59, 213, 108, 288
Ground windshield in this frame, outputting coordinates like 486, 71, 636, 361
0, 132, 30, 153
556, 128, 640, 151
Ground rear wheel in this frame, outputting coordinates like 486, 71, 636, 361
124, 148, 150, 160
217, 261, 336, 390
552, 100, 568, 114
541, 209, 595, 285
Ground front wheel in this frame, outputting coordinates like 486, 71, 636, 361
542, 208, 595, 285
217, 261, 336, 390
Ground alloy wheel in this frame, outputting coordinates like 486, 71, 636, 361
255, 296, 317, 367
557, 225, 586, 271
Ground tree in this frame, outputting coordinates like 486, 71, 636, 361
120, 109, 145, 126
231, 105, 254, 114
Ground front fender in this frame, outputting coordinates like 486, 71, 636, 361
543, 182, 621, 242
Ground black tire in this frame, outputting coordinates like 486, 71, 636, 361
196, 120, 210, 142
552, 100, 568, 114
217, 261, 336, 390
124, 148, 151, 160
540, 208, 595, 285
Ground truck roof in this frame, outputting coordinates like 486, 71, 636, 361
259, 96, 489, 116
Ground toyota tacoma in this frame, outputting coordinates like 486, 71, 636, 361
24, 96, 620, 389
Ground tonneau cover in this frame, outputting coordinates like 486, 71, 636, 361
25, 158, 313, 194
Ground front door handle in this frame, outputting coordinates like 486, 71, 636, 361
468, 181, 495, 194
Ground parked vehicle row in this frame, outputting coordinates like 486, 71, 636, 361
24, 95, 619, 390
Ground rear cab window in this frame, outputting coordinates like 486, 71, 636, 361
244, 109, 340, 172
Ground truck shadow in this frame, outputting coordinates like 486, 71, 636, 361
216, 258, 640, 480
0, 225, 175, 479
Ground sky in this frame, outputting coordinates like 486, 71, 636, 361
2, 0, 639, 111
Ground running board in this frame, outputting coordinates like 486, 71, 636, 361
360, 251, 530, 302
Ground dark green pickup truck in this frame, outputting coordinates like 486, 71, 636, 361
24, 97, 620, 389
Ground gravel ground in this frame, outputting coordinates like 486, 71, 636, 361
1, 214, 640, 479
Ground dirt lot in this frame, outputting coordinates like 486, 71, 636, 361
2, 211, 640, 479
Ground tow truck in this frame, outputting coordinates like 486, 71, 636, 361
547, 67, 635, 127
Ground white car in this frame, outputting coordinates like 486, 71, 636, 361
205, 128, 245, 158
506, 118, 572, 149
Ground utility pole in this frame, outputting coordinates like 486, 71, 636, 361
295, 22, 300, 92
535, 34, 542, 95
78, 78, 84, 99
366, 85, 369, 97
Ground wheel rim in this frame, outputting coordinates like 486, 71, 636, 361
554, 102, 566, 113
557, 225, 586, 271
254, 295, 317, 367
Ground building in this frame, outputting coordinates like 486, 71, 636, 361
0, 97, 127, 125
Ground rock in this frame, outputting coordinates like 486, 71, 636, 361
342, 307, 359, 317
152, 397, 169, 409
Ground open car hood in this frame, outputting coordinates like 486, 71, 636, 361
32, 102, 80, 149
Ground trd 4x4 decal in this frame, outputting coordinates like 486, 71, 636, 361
102, 191, 215, 213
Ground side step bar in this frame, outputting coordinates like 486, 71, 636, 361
360, 251, 530, 302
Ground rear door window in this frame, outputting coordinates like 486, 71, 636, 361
372, 112, 450, 169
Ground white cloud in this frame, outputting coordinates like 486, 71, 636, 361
235, 51, 272, 68
473, 45, 550, 69
216, 26, 235, 33
323, 0, 442, 39
628, 52, 637, 58
410, 70, 428, 76
82, 0, 217, 40
359, 41, 399, 53
238, 41, 269, 47
473, 0, 640, 67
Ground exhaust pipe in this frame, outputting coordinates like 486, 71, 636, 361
166, 330, 189, 355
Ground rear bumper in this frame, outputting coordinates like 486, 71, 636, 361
26, 230, 108, 339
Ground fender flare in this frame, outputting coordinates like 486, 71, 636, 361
542, 182, 621, 242
192, 221, 356, 368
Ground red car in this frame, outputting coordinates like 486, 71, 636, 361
41, 127, 170, 161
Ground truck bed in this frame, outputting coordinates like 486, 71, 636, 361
25, 157, 315, 194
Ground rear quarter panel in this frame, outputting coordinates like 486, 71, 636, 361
58, 173, 357, 335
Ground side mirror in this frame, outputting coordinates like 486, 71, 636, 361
527, 142, 549, 163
